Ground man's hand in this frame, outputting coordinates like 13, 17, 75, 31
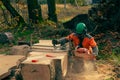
52, 39, 58, 46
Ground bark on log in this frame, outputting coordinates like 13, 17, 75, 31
54, 59, 62, 80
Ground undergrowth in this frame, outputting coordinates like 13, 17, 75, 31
98, 44, 120, 65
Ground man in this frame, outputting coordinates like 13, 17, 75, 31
52, 22, 98, 56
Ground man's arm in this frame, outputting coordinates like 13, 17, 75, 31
58, 37, 69, 45
52, 37, 69, 46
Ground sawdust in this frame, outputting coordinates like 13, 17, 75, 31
64, 59, 115, 80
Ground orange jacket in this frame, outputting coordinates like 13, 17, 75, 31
66, 33, 97, 53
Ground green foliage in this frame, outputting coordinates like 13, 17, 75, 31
98, 42, 120, 64
110, 48, 120, 65
97, 52, 110, 60
77, 0, 86, 6
0, 4, 6, 10
112, 47, 120, 54
14, 30, 33, 41
38, 0, 47, 4
39, 25, 70, 39
15, 30, 33, 38
56, 0, 64, 4
0, 43, 11, 54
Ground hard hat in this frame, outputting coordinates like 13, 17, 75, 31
76, 23, 87, 34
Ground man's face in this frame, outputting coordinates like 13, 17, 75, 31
76, 33, 85, 38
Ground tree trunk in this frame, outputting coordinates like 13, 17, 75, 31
47, 0, 58, 23
27, 0, 43, 24
75, 0, 79, 8
1, 0, 26, 31
64, 0, 66, 9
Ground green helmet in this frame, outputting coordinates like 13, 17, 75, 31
76, 23, 87, 34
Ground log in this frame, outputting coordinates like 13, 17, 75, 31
0, 32, 14, 43
21, 58, 55, 80
29, 52, 68, 77
21, 51, 68, 80
10, 45, 30, 56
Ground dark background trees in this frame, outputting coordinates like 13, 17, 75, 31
1, 0, 26, 30
47, 0, 58, 22
88, 0, 120, 32
0, 0, 120, 33
27, 0, 43, 23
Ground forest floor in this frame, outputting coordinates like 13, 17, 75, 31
64, 60, 118, 80
0, 4, 120, 80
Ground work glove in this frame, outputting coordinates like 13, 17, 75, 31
52, 39, 59, 46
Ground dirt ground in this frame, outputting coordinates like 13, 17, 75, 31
64, 59, 116, 80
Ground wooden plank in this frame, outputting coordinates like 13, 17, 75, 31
10, 45, 30, 56
32, 39, 69, 52
33, 40, 53, 46
32, 40, 55, 52
0, 54, 25, 79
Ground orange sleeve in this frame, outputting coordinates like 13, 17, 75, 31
89, 38, 97, 47
66, 33, 74, 40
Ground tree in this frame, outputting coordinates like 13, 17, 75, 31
62, 0, 66, 9
47, 0, 58, 23
1, 0, 27, 31
27, 0, 43, 23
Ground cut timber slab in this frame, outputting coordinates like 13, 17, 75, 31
32, 40, 54, 52
10, 45, 30, 56
32, 40, 67, 53
21, 51, 68, 80
34, 40, 53, 46
0, 54, 25, 79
